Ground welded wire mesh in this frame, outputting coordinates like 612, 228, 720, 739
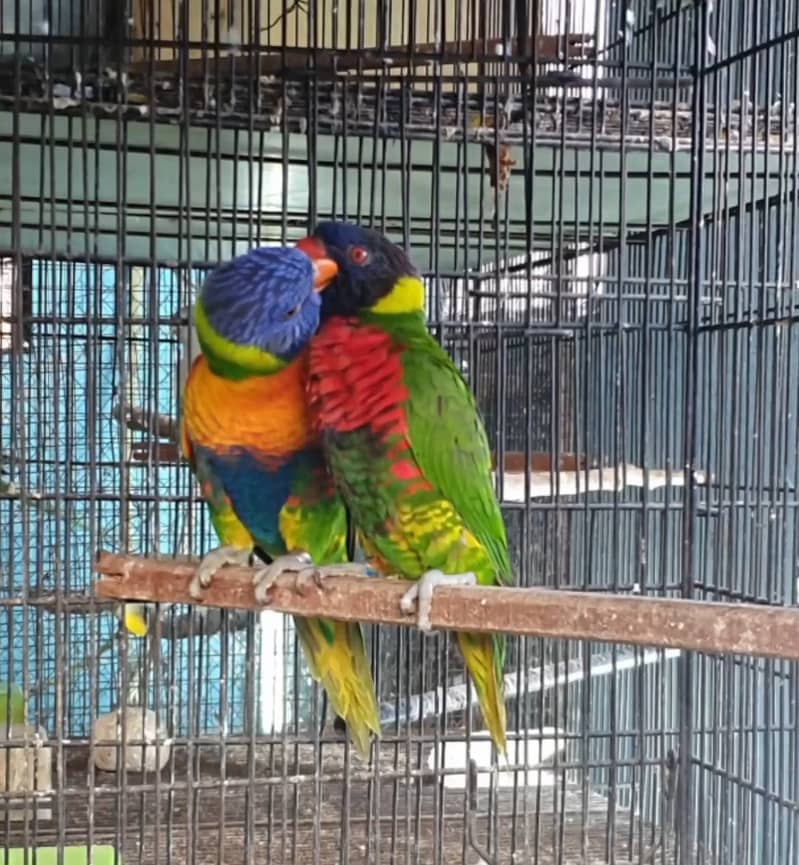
0, 0, 798, 863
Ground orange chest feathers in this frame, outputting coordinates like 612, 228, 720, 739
181, 355, 315, 456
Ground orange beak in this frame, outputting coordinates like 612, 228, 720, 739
296, 236, 338, 292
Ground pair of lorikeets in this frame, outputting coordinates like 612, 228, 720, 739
177, 221, 512, 758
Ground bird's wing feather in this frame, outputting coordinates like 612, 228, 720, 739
401, 334, 512, 585
277, 449, 350, 565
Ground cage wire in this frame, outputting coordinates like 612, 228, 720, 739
0, 0, 798, 862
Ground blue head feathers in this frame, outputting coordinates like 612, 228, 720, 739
195, 245, 322, 375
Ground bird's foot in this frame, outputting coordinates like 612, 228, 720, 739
293, 562, 378, 595
254, 555, 379, 604
399, 569, 478, 633
189, 546, 252, 601
252, 552, 313, 605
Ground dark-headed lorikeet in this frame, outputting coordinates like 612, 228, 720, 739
296, 223, 511, 755
180, 245, 380, 756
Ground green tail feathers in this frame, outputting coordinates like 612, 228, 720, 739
292, 615, 380, 757
457, 631, 508, 755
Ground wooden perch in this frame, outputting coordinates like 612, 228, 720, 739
125, 428, 709, 501
126, 35, 596, 79
95, 552, 799, 662
113, 403, 178, 442
118, 407, 709, 499
127, 436, 592, 472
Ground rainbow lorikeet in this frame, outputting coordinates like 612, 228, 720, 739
180, 245, 380, 756
296, 223, 511, 755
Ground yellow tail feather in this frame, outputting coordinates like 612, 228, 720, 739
121, 603, 149, 637
293, 615, 381, 757
457, 631, 507, 755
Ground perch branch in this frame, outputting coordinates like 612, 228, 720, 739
125, 432, 706, 499
153, 606, 254, 639
8, 589, 119, 616
112, 403, 178, 441
95, 552, 799, 662
125, 35, 595, 79
13, 587, 251, 637
128, 441, 597, 470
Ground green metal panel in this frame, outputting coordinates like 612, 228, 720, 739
0, 110, 785, 270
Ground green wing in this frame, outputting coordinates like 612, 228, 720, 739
401, 330, 512, 585
279, 450, 350, 566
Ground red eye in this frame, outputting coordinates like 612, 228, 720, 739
349, 246, 369, 265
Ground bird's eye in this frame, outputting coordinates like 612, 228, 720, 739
349, 245, 369, 265
283, 305, 300, 321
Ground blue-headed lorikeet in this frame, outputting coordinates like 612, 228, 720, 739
180, 245, 380, 756
296, 223, 511, 755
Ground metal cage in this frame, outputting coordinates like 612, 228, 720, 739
1, 0, 798, 863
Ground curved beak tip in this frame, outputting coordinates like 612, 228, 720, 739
296, 236, 338, 292
311, 258, 338, 292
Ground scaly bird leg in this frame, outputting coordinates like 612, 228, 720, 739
252, 552, 313, 605
294, 562, 378, 593
400, 569, 478, 633
190, 545, 252, 600
253, 552, 378, 604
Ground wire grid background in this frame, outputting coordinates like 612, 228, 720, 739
0, 0, 798, 863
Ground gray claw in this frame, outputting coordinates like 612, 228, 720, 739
190, 546, 251, 601
400, 569, 478, 632
252, 552, 314, 605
